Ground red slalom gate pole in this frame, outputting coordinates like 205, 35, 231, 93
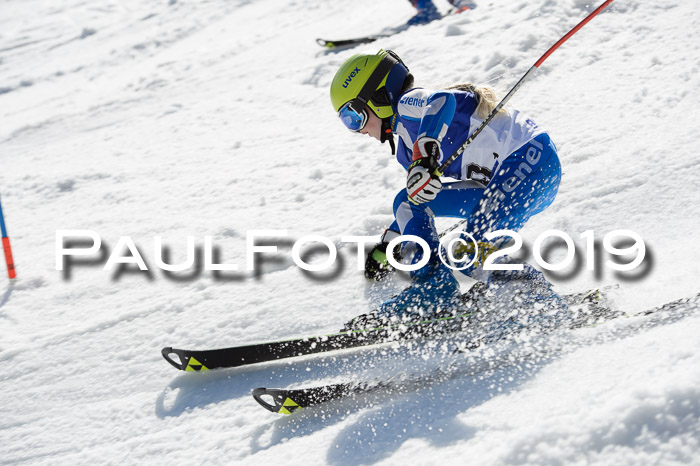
437, 0, 615, 176
0, 195, 17, 280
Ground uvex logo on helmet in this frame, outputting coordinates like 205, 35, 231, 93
342, 67, 361, 88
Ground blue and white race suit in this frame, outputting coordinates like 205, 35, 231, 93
386, 87, 562, 268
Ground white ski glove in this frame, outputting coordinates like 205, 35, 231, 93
406, 137, 443, 204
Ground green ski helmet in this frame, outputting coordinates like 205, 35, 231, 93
330, 50, 413, 142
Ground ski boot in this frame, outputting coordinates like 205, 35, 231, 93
485, 259, 570, 331
447, 0, 477, 13
342, 261, 461, 331
407, 0, 442, 26
379, 261, 461, 316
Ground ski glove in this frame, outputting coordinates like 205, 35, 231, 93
365, 244, 393, 281
365, 229, 400, 281
407, 138, 443, 204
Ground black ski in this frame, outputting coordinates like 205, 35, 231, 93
161, 287, 611, 372
252, 291, 700, 414
316, 7, 471, 49
252, 384, 359, 414
161, 309, 480, 372
316, 35, 393, 49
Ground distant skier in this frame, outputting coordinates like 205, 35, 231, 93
329, 49, 564, 323
407, 0, 476, 26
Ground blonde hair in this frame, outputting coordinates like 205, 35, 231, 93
445, 83, 507, 119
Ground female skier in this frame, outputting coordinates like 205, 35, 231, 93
329, 50, 563, 320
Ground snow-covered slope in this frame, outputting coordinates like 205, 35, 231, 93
1, 0, 699, 464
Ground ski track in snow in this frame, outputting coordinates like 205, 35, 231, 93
1, 0, 700, 464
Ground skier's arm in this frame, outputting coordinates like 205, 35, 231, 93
416, 91, 457, 151
406, 91, 457, 203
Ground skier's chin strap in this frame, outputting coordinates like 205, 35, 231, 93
381, 117, 395, 155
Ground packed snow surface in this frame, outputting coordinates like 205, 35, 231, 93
1, 0, 699, 464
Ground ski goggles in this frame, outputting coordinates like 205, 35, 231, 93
337, 51, 402, 133
338, 101, 368, 132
